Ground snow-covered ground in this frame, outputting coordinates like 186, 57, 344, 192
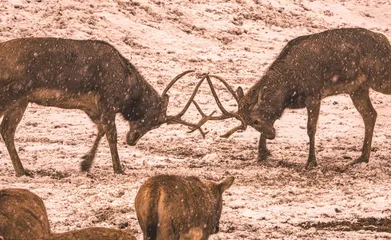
1, 0, 391, 239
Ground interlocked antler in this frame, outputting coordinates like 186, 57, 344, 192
200, 74, 247, 138
162, 71, 217, 138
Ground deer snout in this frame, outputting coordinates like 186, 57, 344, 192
126, 131, 142, 146
251, 120, 276, 140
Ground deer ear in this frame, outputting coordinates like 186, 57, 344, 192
236, 87, 244, 100
218, 176, 234, 193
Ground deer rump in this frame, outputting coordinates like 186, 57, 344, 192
0, 188, 51, 240
135, 175, 234, 240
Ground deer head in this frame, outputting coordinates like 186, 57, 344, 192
126, 70, 214, 145
191, 74, 279, 140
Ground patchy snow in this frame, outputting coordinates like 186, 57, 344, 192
1, 0, 391, 239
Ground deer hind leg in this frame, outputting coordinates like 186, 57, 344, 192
81, 111, 105, 172
0, 101, 28, 176
305, 96, 321, 169
349, 88, 377, 165
258, 134, 271, 161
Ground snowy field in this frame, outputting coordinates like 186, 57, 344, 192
1, 0, 391, 239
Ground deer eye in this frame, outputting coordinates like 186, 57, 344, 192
253, 120, 260, 125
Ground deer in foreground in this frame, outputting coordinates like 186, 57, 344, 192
0, 37, 209, 176
198, 27, 391, 169
0, 188, 136, 240
44, 227, 136, 240
135, 174, 234, 240
0, 188, 51, 240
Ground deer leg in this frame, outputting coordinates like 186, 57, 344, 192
349, 88, 377, 165
80, 111, 105, 172
0, 101, 28, 177
258, 134, 270, 161
305, 96, 321, 169
101, 113, 124, 174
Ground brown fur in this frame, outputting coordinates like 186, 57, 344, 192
135, 175, 234, 240
0, 37, 168, 176
0, 188, 51, 240
0, 188, 136, 240
237, 27, 391, 168
44, 227, 136, 240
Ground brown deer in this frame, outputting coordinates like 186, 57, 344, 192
0, 188, 136, 240
44, 227, 136, 240
0, 188, 51, 240
199, 27, 391, 169
135, 174, 234, 240
0, 38, 210, 176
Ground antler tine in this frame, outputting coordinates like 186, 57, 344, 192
192, 100, 233, 121
205, 74, 248, 138
170, 74, 207, 120
205, 74, 237, 118
207, 74, 240, 103
161, 70, 195, 97
221, 124, 246, 138
167, 118, 208, 138
187, 110, 217, 134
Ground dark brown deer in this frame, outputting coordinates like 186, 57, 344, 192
0, 188, 51, 240
0, 38, 209, 176
202, 27, 391, 169
135, 174, 234, 240
44, 227, 136, 240
0, 188, 136, 240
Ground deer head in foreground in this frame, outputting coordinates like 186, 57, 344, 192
0, 38, 208, 177
135, 174, 234, 240
201, 27, 391, 169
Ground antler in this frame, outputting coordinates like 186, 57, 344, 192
162, 71, 248, 138
163, 71, 217, 137
203, 74, 247, 138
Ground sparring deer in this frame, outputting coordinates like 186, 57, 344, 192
135, 174, 234, 240
0, 37, 209, 176
201, 28, 391, 169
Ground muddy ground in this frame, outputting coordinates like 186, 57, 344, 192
0, 0, 391, 239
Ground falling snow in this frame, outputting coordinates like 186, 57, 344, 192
1, 0, 391, 240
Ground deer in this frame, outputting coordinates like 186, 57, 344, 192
0, 37, 211, 177
0, 188, 51, 240
135, 174, 234, 240
196, 27, 391, 169
44, 227, 136, 240
0, 188, 136, 240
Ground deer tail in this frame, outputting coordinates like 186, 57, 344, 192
145, 187, 160, 240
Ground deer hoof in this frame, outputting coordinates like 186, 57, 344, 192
258, 150, 271, 161
80, 159, 92, 172
349, 156, 369, 166
305, 160, 318, 170
114, 168, 125, 175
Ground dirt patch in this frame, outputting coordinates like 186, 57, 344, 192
299, 217, 391, 233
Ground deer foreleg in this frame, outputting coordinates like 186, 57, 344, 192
101, 113, 124, 174
0, 101, 28, 177
349, 88, 377, 165
305, 96, 321, 169
257, 135, 270, 161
